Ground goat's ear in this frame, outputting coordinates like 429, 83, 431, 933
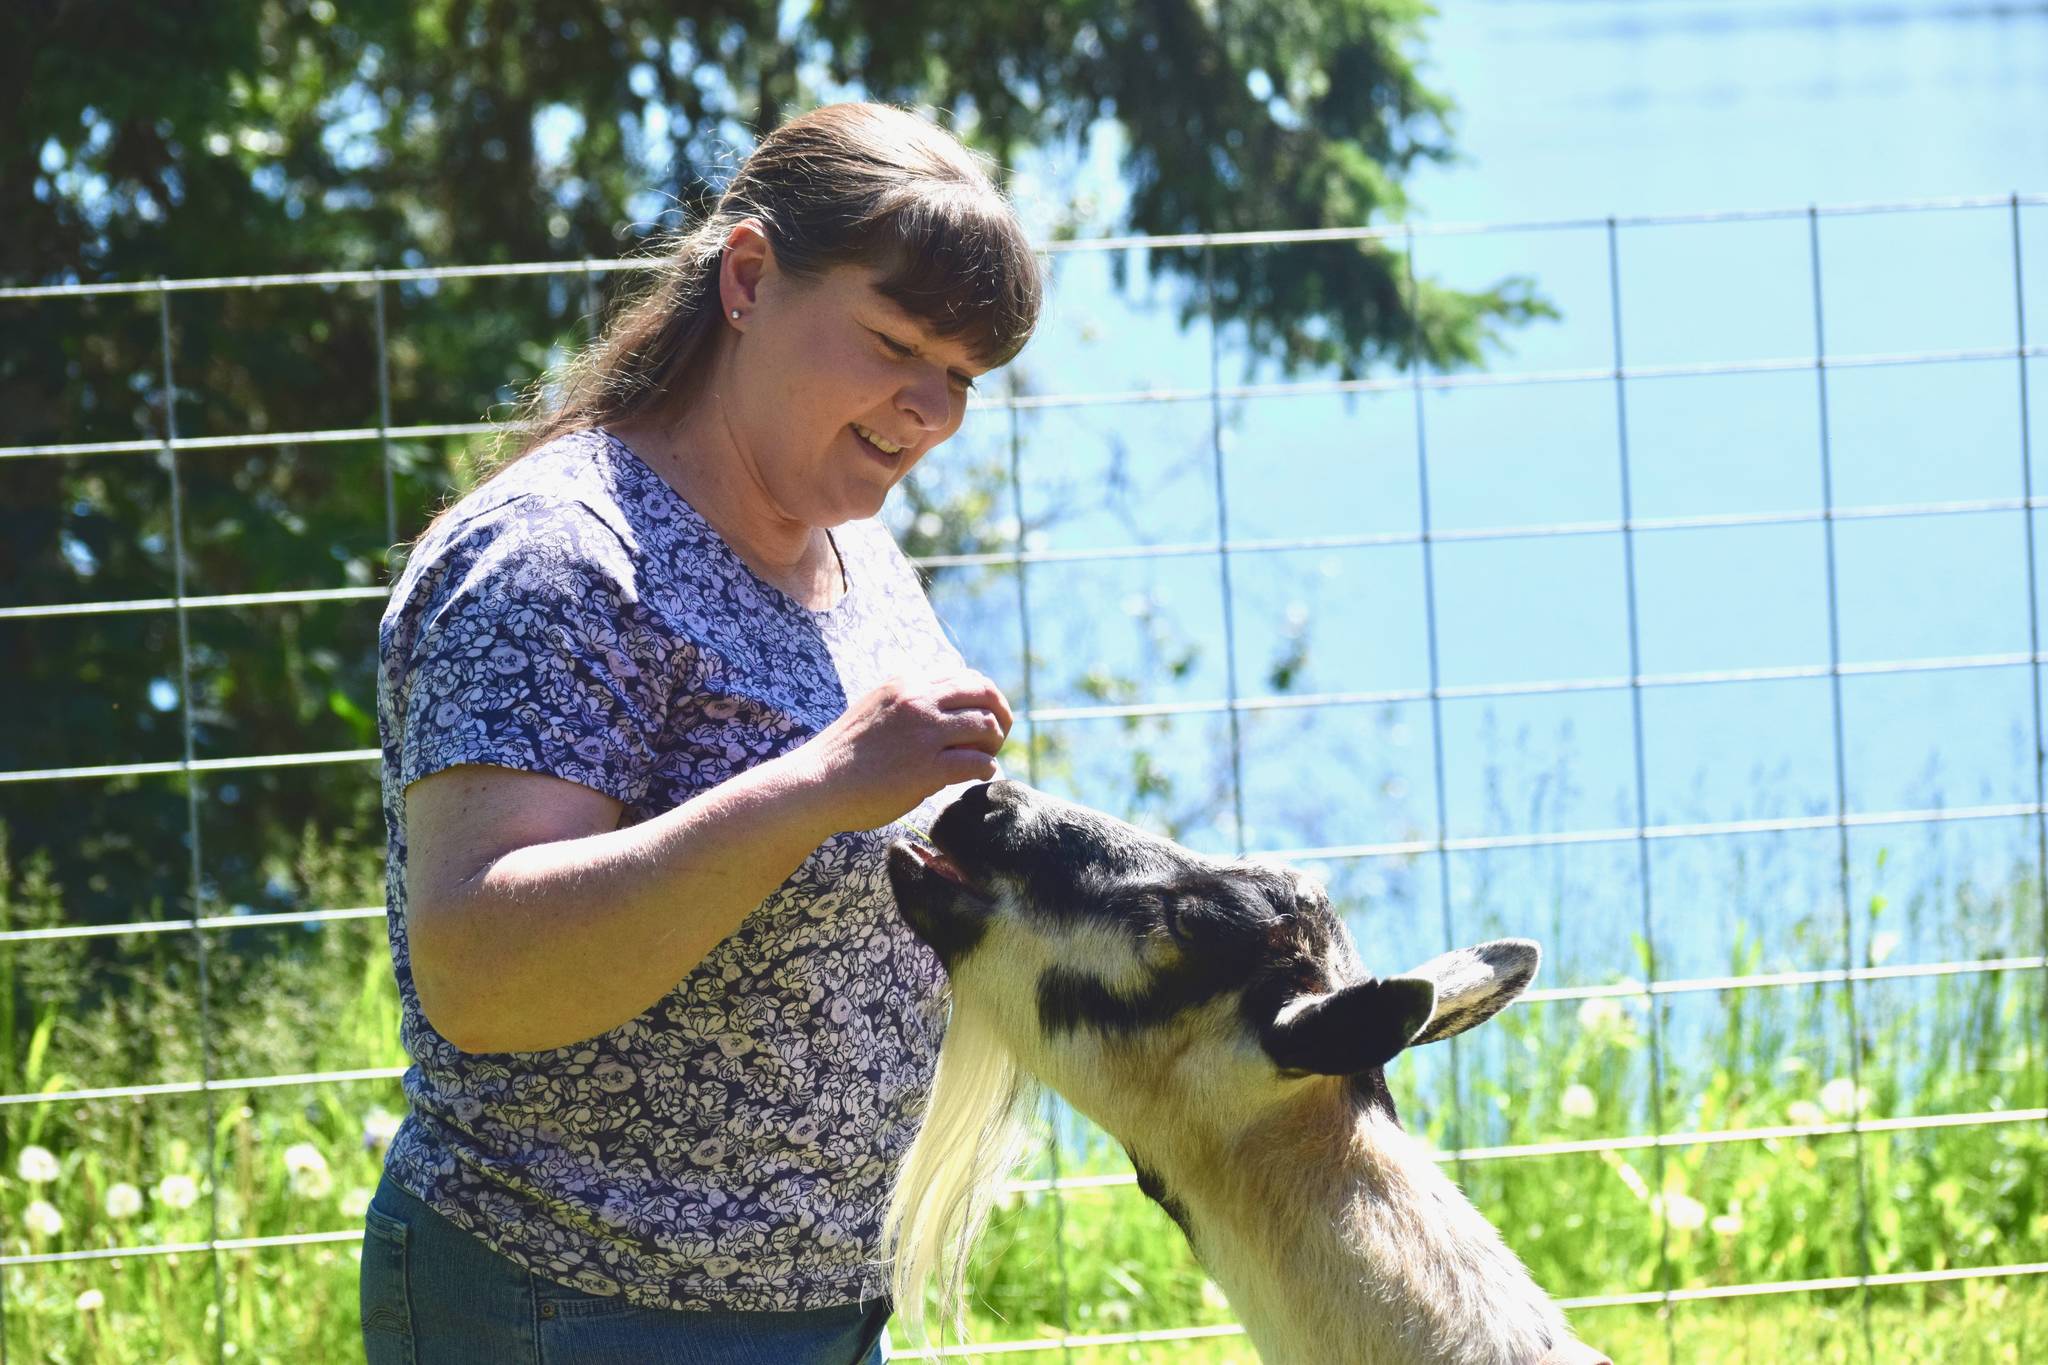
1401, 938, 1541, 1046
1260, 975, 1437, 1076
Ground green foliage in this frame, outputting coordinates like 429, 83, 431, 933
5, 816, 2046, 1360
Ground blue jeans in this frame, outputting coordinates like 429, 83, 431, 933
360, 1175, 890, 1364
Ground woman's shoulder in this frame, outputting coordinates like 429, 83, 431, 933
409, 432, 642, 562
385, 432, 653, 623
443, 429, 627, 521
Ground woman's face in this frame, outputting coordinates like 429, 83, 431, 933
725, 259, 987, 529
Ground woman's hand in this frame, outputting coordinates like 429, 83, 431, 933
798, 671, 1013, 830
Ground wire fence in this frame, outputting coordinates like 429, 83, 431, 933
3, 190, 2045, 1359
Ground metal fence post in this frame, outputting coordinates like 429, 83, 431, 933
1404, 226, 1472, 1177
1605, 216, 1681, 1361
1805, 208, 1881, 1365
158, 279, 227, 1365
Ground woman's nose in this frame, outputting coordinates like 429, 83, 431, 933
896, 364, 953, 432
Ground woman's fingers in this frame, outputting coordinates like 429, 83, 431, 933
933, 671, 1014, 735
936, 746, 1002, 784
940, 706, 1007, 756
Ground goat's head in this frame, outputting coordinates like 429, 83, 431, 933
885, 780, 1596, 1358
887, 779, 1541, 1134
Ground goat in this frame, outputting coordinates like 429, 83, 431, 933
883, 780, 1611, 1365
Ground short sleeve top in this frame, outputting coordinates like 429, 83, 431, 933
375, 427, 967, 1312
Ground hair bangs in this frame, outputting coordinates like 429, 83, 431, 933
867, 185, 1042, 370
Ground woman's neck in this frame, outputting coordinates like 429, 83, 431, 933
608, 409, 842, 606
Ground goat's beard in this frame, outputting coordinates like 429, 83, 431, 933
882, 992, 1039, 1344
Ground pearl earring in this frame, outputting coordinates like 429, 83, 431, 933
729, 308, 741, 320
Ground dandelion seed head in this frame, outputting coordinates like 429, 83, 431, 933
104, 1183, 144, 1220
284, 1143, 334, 1199
1657, 1192, 1708, 1231
23, 1199, 64, 1237
361, 1108, 403, 1152
1786, 1100, 1825, 1127
1819, 1077, 1871, 1119
15, 1145, 59, 1184
1576, 997, 1628, 1033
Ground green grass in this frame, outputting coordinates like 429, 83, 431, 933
4, 820, 2045, 1362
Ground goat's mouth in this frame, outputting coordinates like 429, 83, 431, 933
887, 834, 997, 965
885, 834, 994, 902
897, 838, 982, 891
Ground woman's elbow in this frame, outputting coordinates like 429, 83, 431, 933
407, 899, 496, 1054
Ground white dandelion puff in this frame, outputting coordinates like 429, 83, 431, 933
284, 1143, 334, 1200
361, 1109, 402, 1152
1559, 1084, 1599, 1120
155, 1174, 201, 1210
75, 1288, 104, 1313
16, 1145, 59, 1184
23, 1200, 64, 1237
1819, 1077, 1872, 1119
1576, 997, 1628, 1033
104, 1183, 144, 1220
1656, 1192, 1708, 1232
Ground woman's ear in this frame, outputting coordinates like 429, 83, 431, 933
719, 218, 776, 322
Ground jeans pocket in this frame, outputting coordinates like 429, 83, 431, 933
360, 1203, 417, 1365
532, 1278, 643, 1321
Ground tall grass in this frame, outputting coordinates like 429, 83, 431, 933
2, 810, 2043, 1362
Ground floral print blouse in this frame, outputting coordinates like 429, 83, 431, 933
375, 427, 965, 1311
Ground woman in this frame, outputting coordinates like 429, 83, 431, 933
360, 102, 1041, 1364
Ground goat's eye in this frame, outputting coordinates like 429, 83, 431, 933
1116, 891, 1187, 940
1159, 896, 1197, 945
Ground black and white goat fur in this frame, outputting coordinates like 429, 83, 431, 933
883, 780, 1609, 1365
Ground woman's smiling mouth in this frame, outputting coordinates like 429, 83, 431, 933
853, 422, 908, 458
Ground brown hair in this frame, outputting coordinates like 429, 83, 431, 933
418, 103, 1041, 542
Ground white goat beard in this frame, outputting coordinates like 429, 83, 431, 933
881, 994, 1038, 1344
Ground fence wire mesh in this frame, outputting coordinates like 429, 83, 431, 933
3, 190, 2045, 1360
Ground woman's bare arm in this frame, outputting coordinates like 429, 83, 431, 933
402, 671, 1010, 1054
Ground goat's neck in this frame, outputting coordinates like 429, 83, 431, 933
1127, 1083, 1576, 1365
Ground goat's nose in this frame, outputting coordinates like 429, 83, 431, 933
939, 779, 1021, 829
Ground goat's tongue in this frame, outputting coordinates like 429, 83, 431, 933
907, 841, 975, 889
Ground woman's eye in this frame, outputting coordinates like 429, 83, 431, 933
876, 332, 915, 357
